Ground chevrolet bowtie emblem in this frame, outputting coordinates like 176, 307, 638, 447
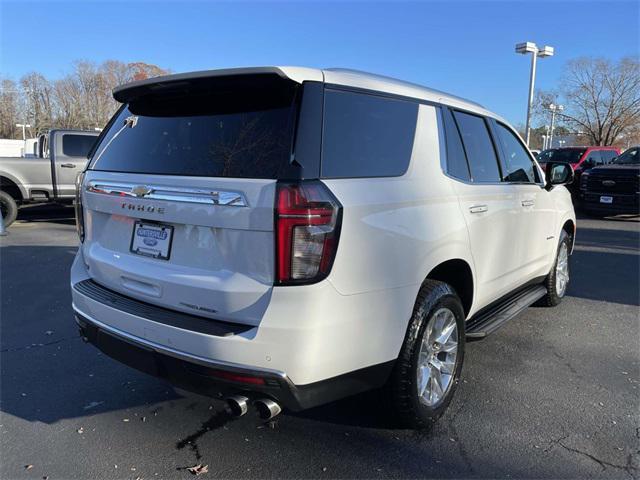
131, 185, 153, 197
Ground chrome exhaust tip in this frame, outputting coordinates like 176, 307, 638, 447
254, 398, 282, 420
225, 395, 249, 417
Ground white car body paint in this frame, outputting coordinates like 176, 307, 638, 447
71, 66, 575, 393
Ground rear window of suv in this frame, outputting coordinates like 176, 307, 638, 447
89, 84, 298, 178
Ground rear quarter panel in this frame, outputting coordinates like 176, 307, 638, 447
323, 104, 474, 298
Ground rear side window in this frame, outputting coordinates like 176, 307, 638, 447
321, 89, 418, 178
453, 111, 501, 182
442, 108, 470, 181
90, 84, 298, 178
495, 123, 538, 183
62, 134, 97, 158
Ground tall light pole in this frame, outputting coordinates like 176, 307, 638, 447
15, 123, 31, 141
548, 103, 564, 148
516, 42, 554, 147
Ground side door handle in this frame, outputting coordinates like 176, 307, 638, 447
469, 205, 488, 214
60, 163, 76, 168
521, 199, 535, 207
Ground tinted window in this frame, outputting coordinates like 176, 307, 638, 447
321, 90, 418, 178
613, 147, 639, 164
90, 86, 297, 178
442, 108, 470, 181
585, 150, 603, 166
601, 150, 618, 163
495, 123, 537, 183
453, 111, 501, 182
62, 134, 97, 158
538, 148, 586, 164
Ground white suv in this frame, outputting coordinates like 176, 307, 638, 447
71, 67, 576, 428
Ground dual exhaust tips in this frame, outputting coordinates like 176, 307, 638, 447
225, 395, 281, 420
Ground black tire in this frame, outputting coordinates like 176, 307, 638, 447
540, 230, 571, 307
389, 279, 465, 429
0, 190, 18, 229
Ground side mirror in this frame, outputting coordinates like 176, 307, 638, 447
545, 162, 574, 190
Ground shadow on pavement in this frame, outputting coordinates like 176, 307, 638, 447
1, 244, 183, 424
16, 204, 76, 226
568, 226, 639, 306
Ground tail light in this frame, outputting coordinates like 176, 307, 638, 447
74, 172, 85, 242
275, 181, 342, 285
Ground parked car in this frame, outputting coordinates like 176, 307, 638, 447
537, 146, 621, 172
70, 67, 576, 428
537, 146, 620, 201
530, 149, 541, 157
579, 146, 639, 217
0, 129, 100, 227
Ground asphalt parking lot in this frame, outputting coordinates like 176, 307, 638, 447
1, 205, 639, 479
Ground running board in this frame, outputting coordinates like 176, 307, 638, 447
465, 285, 547, 340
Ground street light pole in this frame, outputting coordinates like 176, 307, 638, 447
516, 42, 554, 147
544, 125, 550, 149
525, 50, 537, 147
15, 123, 31, 141
548, 103, 563, 148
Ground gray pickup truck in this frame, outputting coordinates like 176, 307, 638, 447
0, 129, 99, 227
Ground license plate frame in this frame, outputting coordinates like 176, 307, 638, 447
599, 196, 613, 204
130, 221, 174, 260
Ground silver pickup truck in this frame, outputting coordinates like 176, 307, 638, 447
0, 129, 99, 227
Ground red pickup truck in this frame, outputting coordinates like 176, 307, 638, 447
537, 146, 621, 172
537, 146, 621, 197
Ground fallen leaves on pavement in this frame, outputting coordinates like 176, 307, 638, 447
187, 464, 209, 475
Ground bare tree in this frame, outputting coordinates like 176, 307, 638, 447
0, 60, 170, 138
127, 62, 169, 81
0, 79, 21, 138
20, 72, 55, 135
541, 57, 640, 146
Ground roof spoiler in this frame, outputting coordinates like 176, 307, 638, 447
112, 67, 295, 103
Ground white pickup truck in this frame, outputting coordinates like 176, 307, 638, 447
0, 129, 99, 227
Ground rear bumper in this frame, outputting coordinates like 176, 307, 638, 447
70, 251, 403, 410
74, 311, 392, 411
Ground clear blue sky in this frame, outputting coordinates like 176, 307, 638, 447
1, 0, 638, 126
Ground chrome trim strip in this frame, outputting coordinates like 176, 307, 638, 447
86, 181, 249, 207
72, 304, 287, 378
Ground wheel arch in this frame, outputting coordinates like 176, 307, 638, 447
425, 258, 474, 317
0, 175, 24, 202
561, 219, 576, 254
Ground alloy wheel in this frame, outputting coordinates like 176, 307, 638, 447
555, 243, 569, 297
416, 307, 458, 407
